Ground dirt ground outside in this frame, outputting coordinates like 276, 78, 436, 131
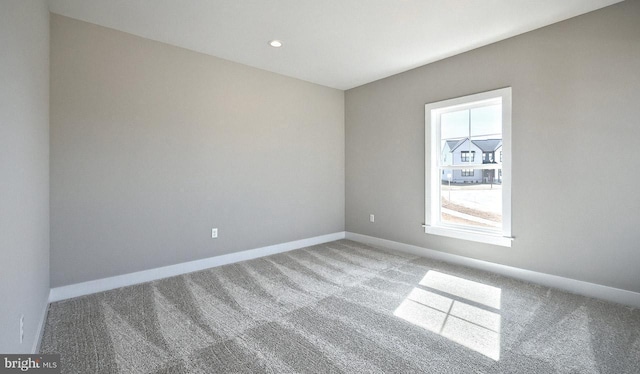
441, 182, 502, 226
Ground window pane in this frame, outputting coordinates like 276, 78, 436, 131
470, 105, 501, 137
440, 105, 501, 168
440, 169, 502, 230
440, 109, 469, 166
441, 110, 469, 140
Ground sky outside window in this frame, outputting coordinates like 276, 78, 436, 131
441, 104, 502, 143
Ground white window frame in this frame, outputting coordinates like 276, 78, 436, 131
425, 87, 512, 247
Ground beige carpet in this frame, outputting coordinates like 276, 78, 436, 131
41, 240, 640, 373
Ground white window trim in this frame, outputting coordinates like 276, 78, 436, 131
425, 87, 512, 247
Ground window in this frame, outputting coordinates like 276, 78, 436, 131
425, 87, 512, 247
461, 151, 475, 162
483, 152, 494, 163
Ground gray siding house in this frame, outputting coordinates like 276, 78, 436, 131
441, 138, 502, 183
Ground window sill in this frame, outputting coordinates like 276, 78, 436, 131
423, 225, 513, 247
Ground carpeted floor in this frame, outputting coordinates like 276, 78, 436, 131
41, 240, 640, 373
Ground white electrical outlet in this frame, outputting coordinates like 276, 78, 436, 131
370, 214, 375, 223
20, 315, 24, 344
211, 228, 218, 239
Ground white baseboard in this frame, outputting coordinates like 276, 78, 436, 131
346, 232, 640, 308
49, 231, 346, 303
32, 298, 49, 353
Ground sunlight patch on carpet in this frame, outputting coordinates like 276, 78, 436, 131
394, 271, 501, 360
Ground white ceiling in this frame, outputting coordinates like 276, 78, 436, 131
48, 0, 623, 90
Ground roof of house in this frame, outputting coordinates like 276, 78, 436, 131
445, 139, 466, 151
472, 139, 502, 152
444, 138, 502, 152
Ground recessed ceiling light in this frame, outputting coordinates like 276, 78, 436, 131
269, 40, 283, 48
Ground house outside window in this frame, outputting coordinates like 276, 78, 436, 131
425, 87, 512, 247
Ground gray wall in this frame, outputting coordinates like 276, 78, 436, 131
0, 0, 50, 353
346, 0, 640, 292
51, 15, 345, 287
